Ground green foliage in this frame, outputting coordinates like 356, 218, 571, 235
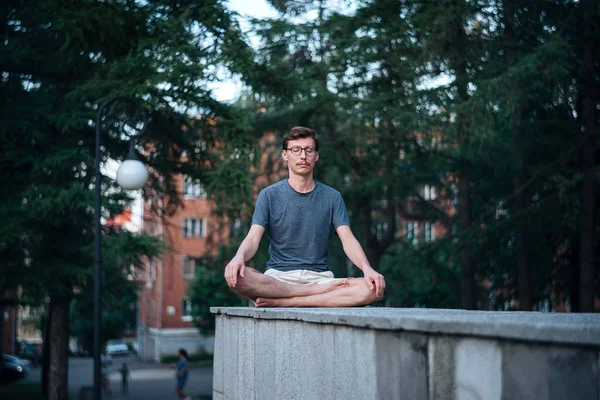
380, 239, 461, 309
187, 243, 249, 334
225, 0, 600, 311
0, 0, 255, 384
160, 350, 212, 364
69, 230, 163, 350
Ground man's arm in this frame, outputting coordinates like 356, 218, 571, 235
224, 224, 265, 287
336, 225, 386, 298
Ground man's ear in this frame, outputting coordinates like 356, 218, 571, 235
282, 149, 288, 161
315, 152, 319, 162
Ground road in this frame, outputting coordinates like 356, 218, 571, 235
25, 354, 213, 400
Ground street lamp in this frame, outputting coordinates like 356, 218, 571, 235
94, 95, 148, 400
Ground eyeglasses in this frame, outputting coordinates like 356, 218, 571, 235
285, 146, 316, 156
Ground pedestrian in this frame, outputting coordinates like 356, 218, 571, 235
169, 348, 191, 400
224, 126, 386, 307
118, 362, 131, 394
100, 350, 113, 395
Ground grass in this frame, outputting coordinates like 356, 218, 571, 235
188, 359, 213, 369
0, 382, 45, 400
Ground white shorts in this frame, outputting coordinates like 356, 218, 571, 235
264, 269, 339, 285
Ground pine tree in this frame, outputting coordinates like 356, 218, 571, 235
1, 0, 253, 397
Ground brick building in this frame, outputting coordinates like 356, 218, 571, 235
135, 132, 286, 362
137, 173, 219, 361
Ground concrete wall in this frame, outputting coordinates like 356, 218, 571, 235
211, 307, 600, 400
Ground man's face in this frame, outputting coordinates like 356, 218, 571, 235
282, 137, 319, 176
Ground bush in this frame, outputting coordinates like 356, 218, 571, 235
160, 349, 212, 364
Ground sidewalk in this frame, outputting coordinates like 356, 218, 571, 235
24, 356, 213, 400
78, 368, 213, 400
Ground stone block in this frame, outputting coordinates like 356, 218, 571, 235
332, 325, 377, 400
501, 342, 548, 400
297, 322, 336, 400
237, 317, 256, 400
548, 347, 598, 400
212, 315, 225, 400
428, 336, 457, 400
255, 319, 278, 400
222, 315, 239, 399
455, 338, 502, 400
273, 320, 304, 400
374, 331, 428, 400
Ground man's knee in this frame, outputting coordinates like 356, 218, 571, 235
354, 279, 383, 304
366, 289, 382, 304
225, 268, 259, 290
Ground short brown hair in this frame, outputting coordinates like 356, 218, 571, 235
282, 126, 319, 151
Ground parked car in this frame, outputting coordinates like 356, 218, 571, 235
1, 354, 30, 382
17, 342, 42, 367
105, 339, 129, 356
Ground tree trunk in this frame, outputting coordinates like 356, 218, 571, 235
578, 0, 598, 313
514, 176, 532, 310
42, 301, 52, 398
502, 0, 532, 312
452, 0, 476, 310
458, 173, 476, 309
47, 295, 70, 400
570, 234, 581, 312
0, 286, 5, 385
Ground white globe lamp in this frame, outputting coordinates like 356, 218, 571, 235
116, 144, 148, 190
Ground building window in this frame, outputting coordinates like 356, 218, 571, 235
145, 260, 157, 282
404, 221, 418, 245
232, 219, 244, 238
423, 222, 435, 242
422, 185, 436, 200
182, 298, 193, 322
182, 258, 195, 280
183, 177, 206, 199
374, 221, 388, 241
450, 183, 458, 205
128, 264, 142, 281
183, 218, 205, 238
150, 260, 157, 280
146, 299, 155, 319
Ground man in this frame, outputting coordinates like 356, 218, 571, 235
224, 126, 385, 307
100, 350, 112, 394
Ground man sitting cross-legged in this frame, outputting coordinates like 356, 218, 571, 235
224, 126, 385, 307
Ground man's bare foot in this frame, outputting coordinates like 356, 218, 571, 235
254, 297, 280, 307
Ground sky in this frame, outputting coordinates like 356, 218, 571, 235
207, 0, 279, 103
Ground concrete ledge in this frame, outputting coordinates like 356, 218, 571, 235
211, 307, 600, 400
211, 307, 600, 346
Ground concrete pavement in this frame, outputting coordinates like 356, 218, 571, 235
25, 355, 213, 400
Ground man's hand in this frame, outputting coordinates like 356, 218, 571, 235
225, 256, 246, 288
363, 266, 386, 299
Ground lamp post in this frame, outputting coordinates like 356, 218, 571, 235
94, 95, 148, 400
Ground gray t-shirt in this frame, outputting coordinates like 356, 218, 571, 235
251, 179, 350, 272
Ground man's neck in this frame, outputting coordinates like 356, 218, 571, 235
287, 174, 315, 193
